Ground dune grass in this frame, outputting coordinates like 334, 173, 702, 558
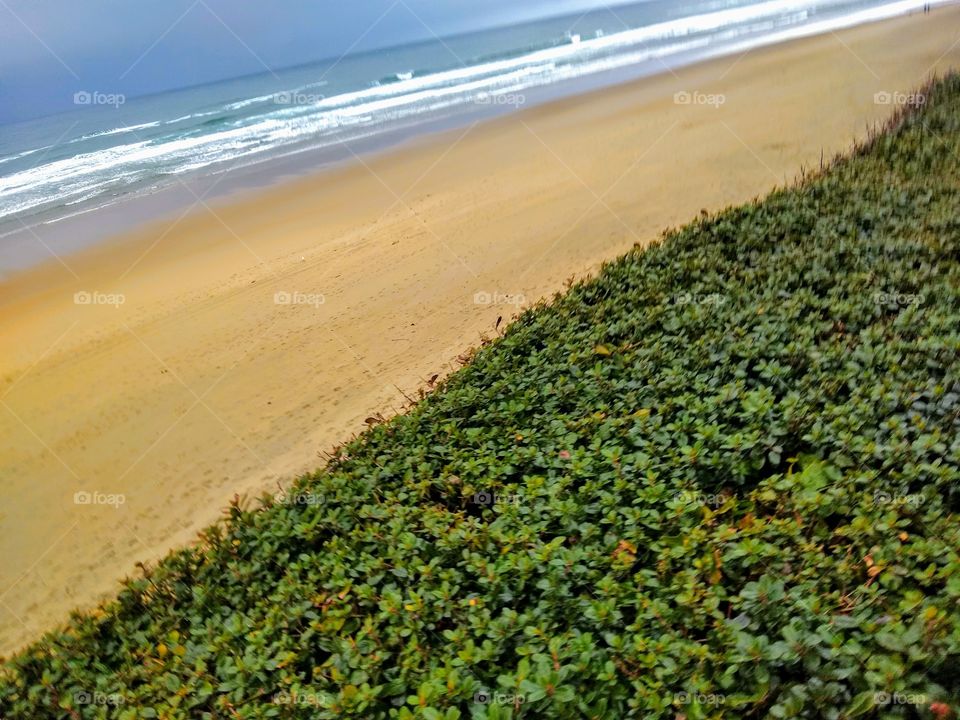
3, 74, 960, 719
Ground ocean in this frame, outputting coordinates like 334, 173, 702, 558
0, 0, 946, 272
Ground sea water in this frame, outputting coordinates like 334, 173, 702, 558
0, 0, 945, 271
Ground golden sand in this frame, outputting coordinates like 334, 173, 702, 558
1, 8, 958, 655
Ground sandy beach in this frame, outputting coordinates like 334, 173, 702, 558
1, 7, 958, 656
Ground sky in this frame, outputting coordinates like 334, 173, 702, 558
0, 0, 631, 123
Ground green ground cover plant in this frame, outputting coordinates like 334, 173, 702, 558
2, 74, 960, 719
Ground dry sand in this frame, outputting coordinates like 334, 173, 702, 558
1, 8, 959, 656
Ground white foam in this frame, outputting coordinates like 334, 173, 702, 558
66, 120, 162, 143
1, 0, 952, 226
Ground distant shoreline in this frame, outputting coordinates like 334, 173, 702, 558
1, 0, 956, 277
